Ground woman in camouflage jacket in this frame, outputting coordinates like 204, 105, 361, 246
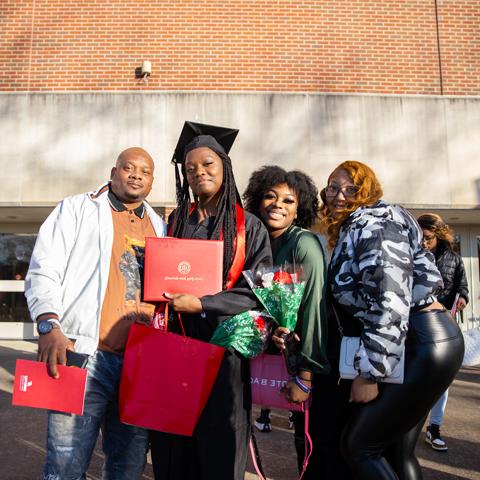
319, 161, 464, 480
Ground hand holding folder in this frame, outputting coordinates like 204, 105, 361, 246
12, 359, 88, 415
163, 292, 203, 314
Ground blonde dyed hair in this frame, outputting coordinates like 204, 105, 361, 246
417, 213, 456, 251
319, 161, 383, 249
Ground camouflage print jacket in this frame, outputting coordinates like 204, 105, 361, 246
330, 200, 443, 381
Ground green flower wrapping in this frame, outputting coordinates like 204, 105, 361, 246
210, 265, 305, 358
210, 310, 274, 358
251, 281, 305, 331
244, 266, 305, 331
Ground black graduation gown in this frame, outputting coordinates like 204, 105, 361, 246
150, 210, 272, 480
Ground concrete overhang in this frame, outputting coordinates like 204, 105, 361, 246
405, 206, 480, 225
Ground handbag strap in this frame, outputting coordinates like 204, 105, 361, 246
299, 401, 312, 480
249, 428, 267, 480
166, 303, 186, 337
330, 300, 344, 338
328, 270, 363, 339
248, 401, 312, 480
153, 303, 186, 337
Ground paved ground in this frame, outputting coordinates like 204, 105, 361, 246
1, 340, 479, 480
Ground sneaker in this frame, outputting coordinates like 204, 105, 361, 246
425, 424, 448, 451
255, 410, 272, 433
288, 411, 294, 429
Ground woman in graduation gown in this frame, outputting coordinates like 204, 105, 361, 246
243, 166, 333, 477
149, 121, 272, 480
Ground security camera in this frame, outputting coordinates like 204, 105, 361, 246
141, 61, 152, 76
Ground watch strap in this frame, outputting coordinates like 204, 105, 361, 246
46, 318, 62, 330
39, 317, 62, 331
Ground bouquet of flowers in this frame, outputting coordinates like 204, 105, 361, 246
210, 310, 274, 358
210, 264, 305, 360
244, 264, 305, 332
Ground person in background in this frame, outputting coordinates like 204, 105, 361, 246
253, 407, 295, 432
318, 160, 464, 480
25, 148, 166, 479
243, 165, 330, 475
149, 121, 272, 480
253, 407, 274, 433
418, 213, 469, 452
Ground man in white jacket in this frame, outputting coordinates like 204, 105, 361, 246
25, 147, 166, 480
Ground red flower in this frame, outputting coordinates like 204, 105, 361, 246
254, 316, 266, 331
273, 271, 293, 284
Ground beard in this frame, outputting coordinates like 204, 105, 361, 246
113, 188, 142, 203
111, 177, 148, 203
125, 191, 140, 200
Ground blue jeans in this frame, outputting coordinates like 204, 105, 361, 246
429, 388, 449, 426
43, 350, 149, 480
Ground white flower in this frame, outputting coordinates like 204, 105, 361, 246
261, 272, 274, 288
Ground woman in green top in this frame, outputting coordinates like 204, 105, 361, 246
243, 165, 330, 473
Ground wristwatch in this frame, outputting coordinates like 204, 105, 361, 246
36, 319, 61, 335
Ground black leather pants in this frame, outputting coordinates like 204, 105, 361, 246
340, 309, 464, 480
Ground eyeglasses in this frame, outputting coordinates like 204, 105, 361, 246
324, 185, 359, 198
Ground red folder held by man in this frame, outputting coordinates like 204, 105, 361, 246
12, 359, 88, 415
143, 237, 223, 301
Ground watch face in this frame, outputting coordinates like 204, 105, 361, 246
37, 321, 53, 335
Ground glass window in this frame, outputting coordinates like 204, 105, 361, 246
0, 234, 37, 323
0, 292, 31, 322
0, 233, 36, 280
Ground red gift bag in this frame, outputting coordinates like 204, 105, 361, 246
250, 353, 303, 411
119, 322, 225, 437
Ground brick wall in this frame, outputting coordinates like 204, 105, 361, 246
1, 0, 478, 94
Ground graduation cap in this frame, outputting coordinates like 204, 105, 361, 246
171, 121, 239, 164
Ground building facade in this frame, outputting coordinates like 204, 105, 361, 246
0, 0, 479, 338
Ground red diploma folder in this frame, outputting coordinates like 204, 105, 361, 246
143, 237, 224, 301
12, 359, 88, 415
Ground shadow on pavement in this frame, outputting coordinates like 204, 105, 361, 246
416, 432, 480, 480
0, 342, 154, 480
454, 366, 480, 384
1, 341, 478, 480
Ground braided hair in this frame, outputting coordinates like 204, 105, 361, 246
171, 149, 242, 288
